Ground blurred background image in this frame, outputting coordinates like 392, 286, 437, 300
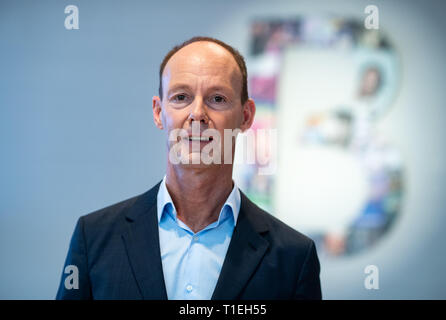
1, 0, 446, 299
235, 17, 401, 257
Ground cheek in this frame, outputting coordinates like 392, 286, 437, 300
210, 112, 243, 145
163, 108, 189, 129
211, 109, 242, 129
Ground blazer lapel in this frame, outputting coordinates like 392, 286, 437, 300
212, 192, 270, 300
121, 181, 168, 300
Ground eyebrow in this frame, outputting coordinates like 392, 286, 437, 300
206, 85, 233, 93
167, 84, 192, 97
167, 83, 234, 97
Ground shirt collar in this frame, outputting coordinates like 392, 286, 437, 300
156, 175, 241, 226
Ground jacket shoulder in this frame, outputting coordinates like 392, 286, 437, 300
80, 180, 161, 232
81, 193, 140, 227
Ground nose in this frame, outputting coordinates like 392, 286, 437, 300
188, 96, 209, 125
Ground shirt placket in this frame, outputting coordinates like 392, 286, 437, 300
183, 231, 201, 299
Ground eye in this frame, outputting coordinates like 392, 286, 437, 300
173, 94, 187, 102
211, 95, 226, 103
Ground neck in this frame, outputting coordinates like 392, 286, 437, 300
165, 164, 234, 233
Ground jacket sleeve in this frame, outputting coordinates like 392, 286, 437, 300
56, 217, 92, 299
293, 240, 322, 300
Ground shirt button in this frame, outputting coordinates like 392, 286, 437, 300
192, 236, 198, 242
186, 285, 193, 292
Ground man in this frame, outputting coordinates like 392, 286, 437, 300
56, 36, 322, 300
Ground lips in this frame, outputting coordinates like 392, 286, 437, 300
188, 136, 213, 142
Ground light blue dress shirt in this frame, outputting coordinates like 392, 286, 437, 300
157, 175, 241, 300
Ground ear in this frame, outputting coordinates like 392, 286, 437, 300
239, 98, 256, 132
152, 96, 164, 130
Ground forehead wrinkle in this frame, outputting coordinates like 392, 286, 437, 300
168, 56, 236, 77
164, 66, 240, 96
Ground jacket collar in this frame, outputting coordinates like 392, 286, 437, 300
122, 180, 270, 300
156, 174, 242, 226
211, 191, 270, 299
122, 181, 167, 299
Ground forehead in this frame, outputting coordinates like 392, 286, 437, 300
162, 41, 242, 90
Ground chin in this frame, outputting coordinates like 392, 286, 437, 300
177, 153, 224, 169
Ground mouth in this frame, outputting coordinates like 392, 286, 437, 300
187, 136, 213, 142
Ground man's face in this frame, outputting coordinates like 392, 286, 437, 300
153, 41, 254, 167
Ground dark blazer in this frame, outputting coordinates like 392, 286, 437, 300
56, 180, 322, 300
